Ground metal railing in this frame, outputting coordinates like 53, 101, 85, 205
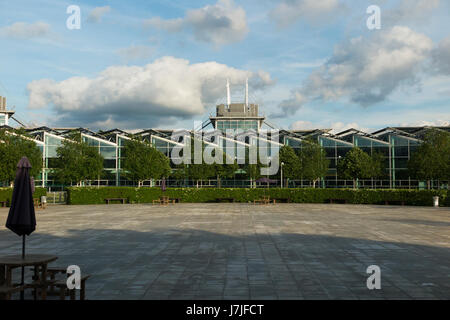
46, 191, 67, 204
30, 179, 450, 190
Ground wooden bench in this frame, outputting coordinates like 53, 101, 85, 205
215, 198, 235, 203
384, 200, 405, 206
105, 198, 127, 204
273, 198, 291, 203
32, 267, 91, 300
0, 285, 25, 300
328, 199, 348, 204
54, 275, 91, 300
0, 201, 7, 208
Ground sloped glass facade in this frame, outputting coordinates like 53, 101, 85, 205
13, 125, 448, 189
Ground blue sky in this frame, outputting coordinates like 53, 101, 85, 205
0, 0, 449, 132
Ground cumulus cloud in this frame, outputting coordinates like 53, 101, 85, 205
290, 120, 316, 130
384, 0, 441, 27
273, 26, 433, 117
117, 45, 155, 61
432, 36, 450, 75
0, 21, 51, 39
290, 120, 369, 133
328, 122, 370, 134
400, 120, 450, 127
144, 0, 248, 46
269, 0, 343, 28
87, 6, 111, 23
26, 56, 273, 129
270, 92, 306, 118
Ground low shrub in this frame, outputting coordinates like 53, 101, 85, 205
65, 187, 449, 207
0, 187, 47, 205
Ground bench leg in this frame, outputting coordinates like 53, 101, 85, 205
59, 287, 66, 300
80, 280, 86, 300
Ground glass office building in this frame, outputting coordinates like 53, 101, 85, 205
2, 100, 448, 189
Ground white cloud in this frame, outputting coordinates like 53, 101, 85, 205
26, 56, 273, 129
274, 26, 434, 117
432, 36, 450, 75
0, 21, 51, 39
291, 120, 369, 133
145, 0, 248, 46
384, 0, 441, 27
117, 45, 155, 61
270, 0, 343, 28
290, 120, 316, 130
87, 6, 111, 23
400, 120, 450, 127
328, 122, 369, 134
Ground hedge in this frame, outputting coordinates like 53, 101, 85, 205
66, 187, 449, 207
0, 187, 47, 206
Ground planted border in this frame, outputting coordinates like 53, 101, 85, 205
66, 187, 449, 207
0, 187, 47, 205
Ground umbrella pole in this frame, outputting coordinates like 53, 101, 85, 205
20, 235, 25, 300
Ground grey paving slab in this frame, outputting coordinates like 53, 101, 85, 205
0, 203, 449, 300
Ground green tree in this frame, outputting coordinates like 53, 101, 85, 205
408, 129, 450, 189
53, 133, 104, 186
277, 145, 300, 187
337, 147, 372, 189
298, 140, 329, 188
243, 147, 264, 188
0, 129, 43, 186
122, 138, 171, 187
368, 151, 385, 188
214, 150, 238, 188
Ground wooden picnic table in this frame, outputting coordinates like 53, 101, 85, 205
273, 198, 291, 203
33, 198, 47, 209
0, 254, 58, 300
254, 196, 274, 205
153, 196, 175, 205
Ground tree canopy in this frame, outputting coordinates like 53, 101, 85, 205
122, 138, 171, 187
408, 129, 450, 186
0, 129, 43, 185
337, 147, 373, 188
53, 133, 104, 186
297, 140, 329, 188
277, 146, 300, 180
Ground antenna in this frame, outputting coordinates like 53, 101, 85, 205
245, 78, 249, 108
226, 79, 231, 109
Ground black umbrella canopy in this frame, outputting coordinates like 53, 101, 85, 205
5, 157, 36, 236
161, 178, 166, 192
255, 177, 277, 184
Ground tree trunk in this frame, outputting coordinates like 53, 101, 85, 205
353, 179, 356, 190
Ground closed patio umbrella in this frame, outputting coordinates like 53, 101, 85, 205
5, 156, 36, 300
255, 177, 277, 197
161, 177, 166, 192
255, 177, 277, 186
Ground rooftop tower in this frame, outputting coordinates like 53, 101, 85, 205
210, 80, 265, 132
0, 96, 14, 126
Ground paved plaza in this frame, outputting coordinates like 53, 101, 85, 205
0, 203, 449, 300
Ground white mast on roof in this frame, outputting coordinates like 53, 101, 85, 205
226, 79, 231, 110
245, 78, 249, 112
